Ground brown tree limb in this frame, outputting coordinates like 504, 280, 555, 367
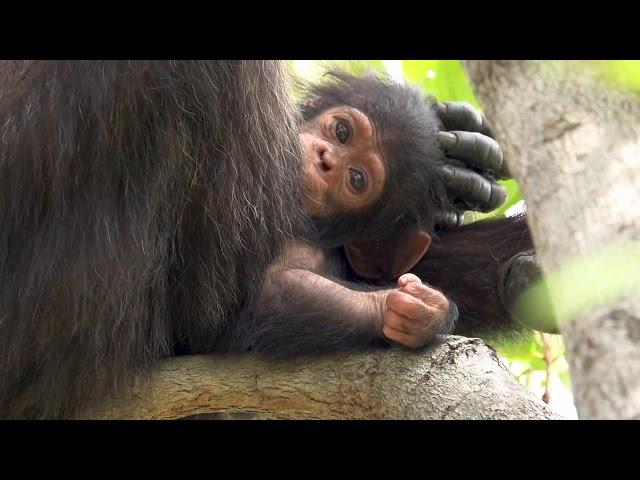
90, 336, 562, 420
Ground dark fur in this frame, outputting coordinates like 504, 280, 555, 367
300, 71, 539, 341
219, 245, 461, 359
221, 72, 540, 359
301, 71, 452, 247
0, 64, 538, 417
0, 60, 303, 418
414, 214, 534, 337
218, 249, 385, 357
221, 72, 476, 358
302, 72, 533, 335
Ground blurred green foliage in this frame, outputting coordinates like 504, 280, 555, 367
591, 61, 640, 93
515, 240, 640, 327
492, 332, 571, 390
402, 60, 480, 106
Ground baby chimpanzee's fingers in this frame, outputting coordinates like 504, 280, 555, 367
436, 101, 492, 136
397, 273, 422, 288
382, 325, 422, 349
386, 290, 442, 322
438, 130, 505, 177
384, 310, 415, 335
397, 275, 449, 315
441, 164, 507, 213
400, 281, 449, 312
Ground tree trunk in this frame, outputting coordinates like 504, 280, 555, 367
464, 61, 640, 419
90, 336, 561, 420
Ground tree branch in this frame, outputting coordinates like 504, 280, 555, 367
90, 336, 562, 420
464, 60, 640, 419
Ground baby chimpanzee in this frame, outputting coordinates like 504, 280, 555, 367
219, 70, 542, 358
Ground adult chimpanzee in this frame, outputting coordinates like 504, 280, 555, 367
0, 62, 535, 419
218, 71, 542, 357
0, 60, 305, 418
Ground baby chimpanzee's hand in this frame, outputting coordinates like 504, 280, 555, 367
381, 273, 451, 349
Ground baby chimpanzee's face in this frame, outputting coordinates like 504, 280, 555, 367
300, 106, 387, 218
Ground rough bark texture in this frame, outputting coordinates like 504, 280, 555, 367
90, 336, 561, 420
464, 61, 640, 419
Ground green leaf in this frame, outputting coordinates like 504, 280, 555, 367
559, 370, 572, 389
402, 60, 480, 106
593, 61, 640, 93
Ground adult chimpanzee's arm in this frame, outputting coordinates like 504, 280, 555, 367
412, 215, 552, 335
219, 243, 458, 358
0, 60, 302, 419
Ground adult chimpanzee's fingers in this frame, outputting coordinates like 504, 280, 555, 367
436, 101, 493, 136
438, 130, 505, 177
441, 165, 507, 212
434, 209, 465, 228
437, 102, 511, 180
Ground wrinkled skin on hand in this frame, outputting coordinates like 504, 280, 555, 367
435, 101, 508, 227
376, 273, 455, 349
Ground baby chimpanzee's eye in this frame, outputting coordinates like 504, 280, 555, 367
335, 120, 351, 144
348, 167, 367, 193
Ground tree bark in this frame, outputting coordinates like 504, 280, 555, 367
464, 61, 640, 419
90, 336, 561, 420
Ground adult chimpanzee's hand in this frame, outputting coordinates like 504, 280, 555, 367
379, 274, 451, 349
435, 102, 509, 227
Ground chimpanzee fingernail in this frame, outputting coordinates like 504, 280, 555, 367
440, 165, 454, 180
398, 274, 415, 286
437, 131, 458, 149
437, 102, 448, 114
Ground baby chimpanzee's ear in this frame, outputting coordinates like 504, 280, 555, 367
345, 230, 431, 280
